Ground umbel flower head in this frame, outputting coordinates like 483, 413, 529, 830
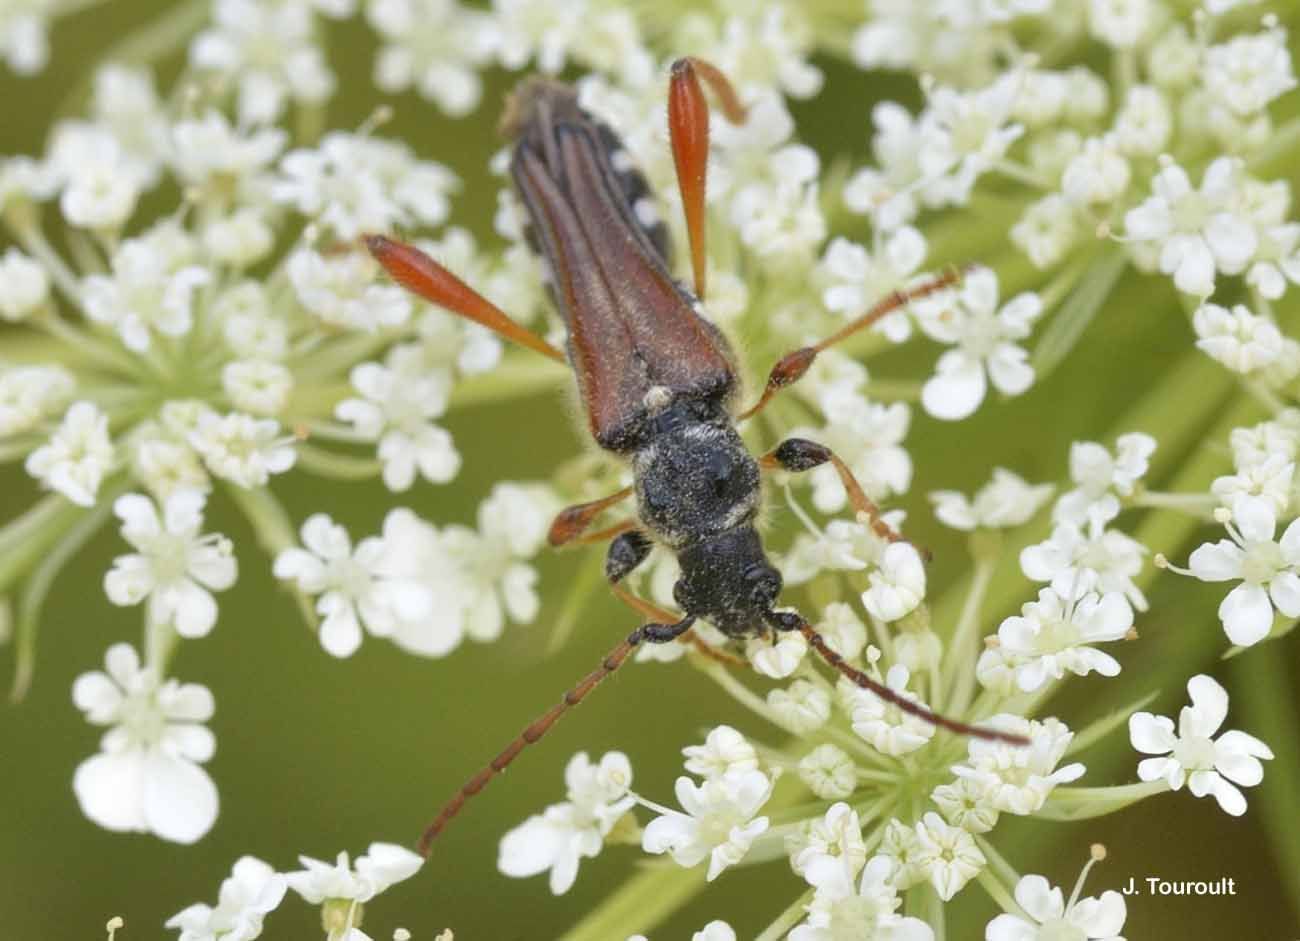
0, 0, 1297, 940
166, 856, 286, 941
497, 751, 635, 893
71, 643, 218, 844
104, 489, 237, 639
1130, 674, 1274, 816
987, 847, 1127, 941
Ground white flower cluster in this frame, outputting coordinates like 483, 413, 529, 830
72, 643, 219, 844
497, 435, 1189, 938
790, 822, 934, 941
816, 249, 1045, 423
0, 0, 572, 860
2, 0, 1292, 938
499, 751, 635, 894
782, 512, 928, 630
275, 482, 558, 658
986, 858, 1127, 941
843, 3, 1300, 416
962, 433, 1150, 694
167, 841, 423, 941
1158, 409, 1300, 648
1130, 674, 1274, 817
500, 727, 775, 892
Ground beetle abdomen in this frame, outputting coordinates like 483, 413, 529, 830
501, 78, 738, 453
501, 79, 671, 266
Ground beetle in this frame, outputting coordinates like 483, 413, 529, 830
365, 58, 1024, 856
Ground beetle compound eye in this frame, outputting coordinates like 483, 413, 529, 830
672, 574, 700, 613
746, 564, 782, 607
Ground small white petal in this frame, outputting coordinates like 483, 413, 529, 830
74, 751, 146, 832
189, 545, 237, 591
1219, 583, 1274, 646
1188, 540, 1245, 581
1232, 494, 1276, 542
986, 343, 1034, 396
319, 596, 364, 657
1184, 674, 1230, 737
1268, 571, 1300, 618
72, 672, 122, 721
1014, 874, 1065, 923
167, 580, 219, 638
922, 351, 987, 421
141, 751, 219, 843
1136, 755, 1178, 785
985, 914, 1038, 941
1208, 773, 1248, 816
1216, 729, 1275, 762
1069, 890, 1126, 936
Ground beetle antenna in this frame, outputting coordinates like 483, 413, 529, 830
765, 610, 1029, 746
416, 616, 695, 856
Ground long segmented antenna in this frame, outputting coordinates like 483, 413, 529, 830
417, 616, 694, 856
765, 610, 1029, 745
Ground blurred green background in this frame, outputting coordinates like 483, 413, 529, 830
2, 3, 1299, 939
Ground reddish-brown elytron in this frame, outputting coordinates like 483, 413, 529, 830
366, 57, 1024, 858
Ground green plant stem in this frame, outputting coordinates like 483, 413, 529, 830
702, 660, 885, 767
754, 888, 814, 941
544, 552, 604, 655
1035, 781, 1168, 821
1228, 647, 1300, 926
292, 443, 382, 481
925, 885, 947, 941
562, 862, 701, 941
940, 550, 997, 714
0, 496, 88, 594
976, 868, 1023, 920
1065, 690, 1159, 758
1030, 247, 1128, 381
10, 491, 118, 700
52, 0, 210, 122
222, 483, 319, 631
974, 833, 1023, 893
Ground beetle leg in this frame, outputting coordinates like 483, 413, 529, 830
604, 529, 654, 583
759, 437, 906, 546
547, 486, 635, 547
611, 582, 748, 669
668, 57, 747, 300
364, 234, 567, 363
570, 519, 637, 545
604, 531, 672, 620
737, 266, 969, 421
602, 531, 748, 668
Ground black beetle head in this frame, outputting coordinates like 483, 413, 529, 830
673, 526, 782, 638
